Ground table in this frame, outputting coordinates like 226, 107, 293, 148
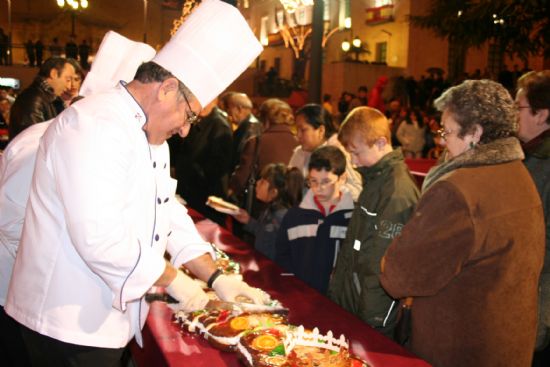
130, 209, 431, 367
405, 158, 437, 187
0, 127, 8, 150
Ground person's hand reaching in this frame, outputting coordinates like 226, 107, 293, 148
231, 208, 250, 224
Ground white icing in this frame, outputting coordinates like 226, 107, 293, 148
205, 331, 245, 346
283, 326, 349, 355
237, 341, 253, 366
188, 314, 203, 333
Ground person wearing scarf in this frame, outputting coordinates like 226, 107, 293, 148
380, 79, 544, 367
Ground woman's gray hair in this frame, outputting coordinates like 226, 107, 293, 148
434, 79, 518, 143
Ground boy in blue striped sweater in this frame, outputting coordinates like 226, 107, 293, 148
275, 145, 354, 294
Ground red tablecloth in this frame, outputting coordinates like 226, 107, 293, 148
131, 209, 431, 367
405, 158, 437, 187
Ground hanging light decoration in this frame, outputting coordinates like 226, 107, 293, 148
57, 0, 88, 9
279, 0, 314, 14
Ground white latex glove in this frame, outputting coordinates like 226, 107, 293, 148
212, 274, 271, 305
165, 271, 209, 312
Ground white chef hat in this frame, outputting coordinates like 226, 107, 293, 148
79, 31, 156, 97
152, 0, 263, 108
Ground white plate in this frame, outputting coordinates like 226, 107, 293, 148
206, 197, 240, 215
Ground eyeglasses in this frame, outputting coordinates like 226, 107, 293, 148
181, 92, 199, 126
306, 177, 338, 189
437, 127, 458, 140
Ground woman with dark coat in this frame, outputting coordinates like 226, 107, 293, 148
380, 79, 545, 367
229, 98, 298, 200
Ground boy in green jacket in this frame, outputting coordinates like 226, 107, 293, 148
328, 107, 420, 338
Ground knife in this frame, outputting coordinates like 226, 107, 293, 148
144, 293, 239, 311
145, 293, 178, 304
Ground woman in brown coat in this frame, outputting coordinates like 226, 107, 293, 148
380, 79, 545, 367
229, 98, 298, 201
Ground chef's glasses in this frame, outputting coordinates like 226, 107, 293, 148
181, 91, 199, 125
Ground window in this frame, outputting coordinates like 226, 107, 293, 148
274, 57, 281, 72
376, 42, 387, 63
260, 16, 269, 46
368, 0, 393, 7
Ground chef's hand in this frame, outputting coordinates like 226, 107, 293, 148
212, 274, 271, 305
165, 270, 209, 312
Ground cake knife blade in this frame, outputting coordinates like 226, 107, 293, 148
144, 293, 238, 311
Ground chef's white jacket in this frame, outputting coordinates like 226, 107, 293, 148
5, 84, 214, 348
0, 121, 51, 306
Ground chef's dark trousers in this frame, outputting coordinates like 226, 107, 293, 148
19, 323, 125, 367
0, 306, 32, 367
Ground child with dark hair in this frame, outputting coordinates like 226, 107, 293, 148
275, 145, 354, 294
231, 163, 303, 260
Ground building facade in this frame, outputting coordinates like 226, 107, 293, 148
239, 0, 547, 103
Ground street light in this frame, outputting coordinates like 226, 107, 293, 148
341, 36, 368, 62
341, 40, 350, 52
143, 0, 148, 43
56, 0, 89, 37
344, 17, 352, 29
7, 0, 12, 64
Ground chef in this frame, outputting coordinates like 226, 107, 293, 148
4, 0, 265, 365
0, 30, 156, 367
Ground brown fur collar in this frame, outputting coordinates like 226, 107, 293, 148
422, 137, 524, 193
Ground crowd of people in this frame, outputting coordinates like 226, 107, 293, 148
0, 2, 549, 365
169, 72, 550, 367
21, 36, 91, 70
0, 1, 271, 365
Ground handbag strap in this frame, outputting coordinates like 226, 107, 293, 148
248, 134, 261, 184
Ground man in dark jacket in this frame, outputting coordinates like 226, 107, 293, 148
174, 98, 233, 225
9, 57, 75, 140
78, 39, 90, 70
25, 40, 35, 67
516, 70, 550, 362
65, 36, 78, 60
225, 92, 261, 171
34, 39, 44, 67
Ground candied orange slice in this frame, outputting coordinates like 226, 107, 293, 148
251, 334, 279, 351
230, 316, 250, 331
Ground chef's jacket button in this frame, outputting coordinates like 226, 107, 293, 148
164, 197, 169, 203
155, 234, 160, 241
153, 161, 157, 168
167, 231, 172, 237
164, 163, 167, 169
157, 197, 161, 204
